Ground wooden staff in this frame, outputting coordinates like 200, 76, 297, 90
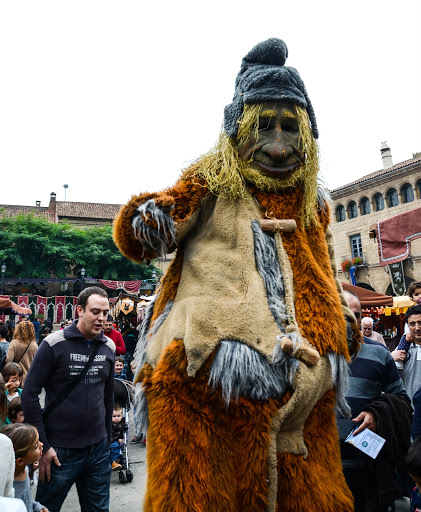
260, 219, 297, 233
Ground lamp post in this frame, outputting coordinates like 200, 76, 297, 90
1, 263, 5, 295
81, 267, 86, 291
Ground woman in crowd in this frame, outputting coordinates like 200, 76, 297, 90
6, 322, 38, 386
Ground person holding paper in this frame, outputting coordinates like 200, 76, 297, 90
340, 291, 411, 511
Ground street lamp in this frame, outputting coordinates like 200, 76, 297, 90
81, 267, 86, 291
1, 263, 5, 295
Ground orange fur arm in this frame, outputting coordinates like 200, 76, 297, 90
113, 174, 208, 264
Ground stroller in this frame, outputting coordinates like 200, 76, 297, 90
113, 378, 134, 484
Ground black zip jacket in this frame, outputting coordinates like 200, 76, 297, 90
21, 322, 115, 452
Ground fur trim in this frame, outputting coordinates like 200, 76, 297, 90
209, 341, 294, 404
317, 183, 331, 212
251, 220, 289, 328
132, 296, 156, 435
133, 297, 174, 436
132, 199, 176, 258
327, 352, 351, 418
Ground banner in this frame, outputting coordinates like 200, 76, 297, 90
98, 279, 143, 294
388, 261, 406, 296
349, 266, 357, 286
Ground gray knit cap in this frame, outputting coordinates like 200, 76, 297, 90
224, 38, 319, 139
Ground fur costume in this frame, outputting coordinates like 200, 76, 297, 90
114, 38, 360, 512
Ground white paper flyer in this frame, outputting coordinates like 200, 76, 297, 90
345, 428, 386, 459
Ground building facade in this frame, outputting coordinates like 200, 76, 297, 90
330, 147, 421, 295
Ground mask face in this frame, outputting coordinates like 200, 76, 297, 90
237, 102, 304, 183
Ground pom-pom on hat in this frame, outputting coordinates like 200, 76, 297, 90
224, 38, 319, 139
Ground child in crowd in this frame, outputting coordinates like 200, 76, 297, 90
0, 375, 10, 428
114, 356, 127, 380
110, 405, 125, 471
406, 436, 421, 512
1, 423, 48, 512
1, 362, 23, 402
393, 282, 421, 366
0, 323, 9, 372
8, 397, 24, 423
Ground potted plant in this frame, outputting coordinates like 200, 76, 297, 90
341, 259, 352, 273
351, 256, 363, 266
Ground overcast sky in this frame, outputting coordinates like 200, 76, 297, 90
1, 0, 420, 207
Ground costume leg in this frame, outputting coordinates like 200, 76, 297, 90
276, 390, 354, 512
76, 439, 111, 512
143, 339, 283, 512
35, 446, 84, 512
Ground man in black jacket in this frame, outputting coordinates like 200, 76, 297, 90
22, 287, 115, 512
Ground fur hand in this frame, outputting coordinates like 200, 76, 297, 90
39, 447, 61, 483
132, 198, 176, 257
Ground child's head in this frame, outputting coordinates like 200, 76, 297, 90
112, 405, 123, 423
408, 282, 421, 304
115, 357, 124, 375
130, 360, 137, 375
8, 397, 24, 423
1, 362, 23, 393
0, 374, 7, 425
407, 436, 421, 488
1, 423, 43, 466
0, 324, 8, 340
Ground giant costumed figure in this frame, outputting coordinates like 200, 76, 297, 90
114, 38, 361, 511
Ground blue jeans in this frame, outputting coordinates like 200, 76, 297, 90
110, 440, 122, 462
36, 438, 111, 512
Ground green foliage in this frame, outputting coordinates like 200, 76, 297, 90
0, 212, 157, 280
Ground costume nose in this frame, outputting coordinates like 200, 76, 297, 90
261, 129, 293, 163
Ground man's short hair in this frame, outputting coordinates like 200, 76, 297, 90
406, 304, 421, 322
115, 356, 124, 364
407, 436, 421, 478
0, 324, 8, 339
106, 315, 113, 323
408, 281, 421, 299
361, 317, 373, 327
77, 287, 108, 309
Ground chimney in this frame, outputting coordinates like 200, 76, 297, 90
35, 200, 41, 207
380, 141, 393, 169
48, 192, 58, 223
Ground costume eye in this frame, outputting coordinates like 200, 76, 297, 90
282, 122, 298, 132
258, 118, 272, 130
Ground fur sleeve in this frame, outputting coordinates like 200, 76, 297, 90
325, 225, 362, 357
113, 174, 208, 264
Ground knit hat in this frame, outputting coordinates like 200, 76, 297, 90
224, 38, 319, 139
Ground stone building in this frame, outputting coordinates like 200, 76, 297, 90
330, 144, 421, 295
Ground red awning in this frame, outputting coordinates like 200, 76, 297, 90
0, 298, 32, 315
341, 282, 393, 308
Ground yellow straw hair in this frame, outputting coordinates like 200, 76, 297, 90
189, 103, 320, 226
